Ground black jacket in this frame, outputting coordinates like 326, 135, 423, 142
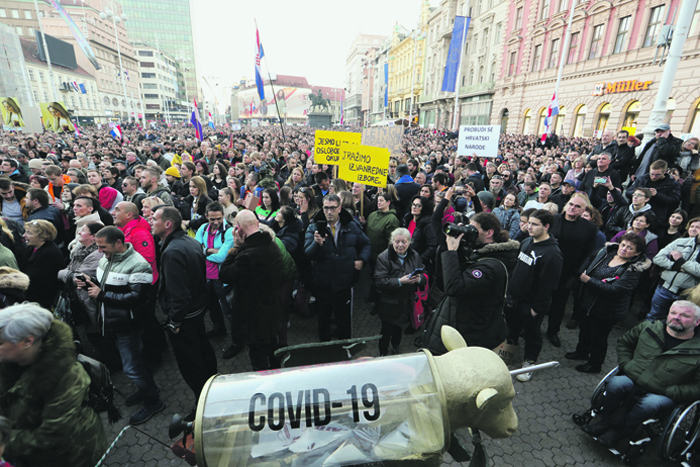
219, 231, 282, 345
422, 239, 519, 354
577, 244, 651, 321
626, 174, 681, 224
20, 241, 64, 309
179, 195, 213, 232
508, 236, 563, 315
550, 214, 598, 273
404, 213, 438, 269
374, 245, 425, 326
580, 167, 622, 201
611, 143, 635, 179
394, 177, 421, 223
158, 230, 207, 325
632, 134, 684, 174
27, 205, 65, 244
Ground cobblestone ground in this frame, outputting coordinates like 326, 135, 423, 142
94, 272, 683, 467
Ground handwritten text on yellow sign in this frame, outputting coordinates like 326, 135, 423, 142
314, 130, 362, 165
338, 143, 390, 188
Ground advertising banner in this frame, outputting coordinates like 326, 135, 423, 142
238, 86, 320, 120
0, 98, 24, 127
40, 101, 75, 132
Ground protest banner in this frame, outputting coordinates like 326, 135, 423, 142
314, 130, 361, 165
457, 125, 500, 158
40, 101, 75, 133
361, 126, 403, 158
338, 143, 390, 188
0, 98, 25, 127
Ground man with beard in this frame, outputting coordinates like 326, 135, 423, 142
488, 175, 506, 205
581, 300, 700, 448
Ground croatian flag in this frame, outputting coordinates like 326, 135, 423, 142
541, 92, 559, 143
255, 26, 265, 101
340, 100, 344, 125
110, 125, 122, 140
71, 81, 80, 92
75, 126, 81, 138
207, 111, 215, 129
191, 99, 203, 142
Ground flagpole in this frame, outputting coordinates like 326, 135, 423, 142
451, 14, 469, 131
254, 18, 286, 142
548, 0, 576, 135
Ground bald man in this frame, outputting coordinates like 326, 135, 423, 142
219, 209, 283, 370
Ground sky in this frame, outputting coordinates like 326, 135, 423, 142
192, 0, 426, 106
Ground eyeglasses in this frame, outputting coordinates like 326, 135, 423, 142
323, 205, 339, 211
411, 203, 422, 208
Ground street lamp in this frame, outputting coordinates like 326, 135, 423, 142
99, 2, 130, 123
409, 29, 425, 128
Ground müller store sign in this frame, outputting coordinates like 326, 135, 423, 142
593, 80, 653, 96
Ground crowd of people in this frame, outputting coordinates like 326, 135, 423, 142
0, 122, 698, 464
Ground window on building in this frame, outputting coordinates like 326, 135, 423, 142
93, 99, 98, 109
494, 22, 502, 45
144, 94, 159, 99
33, 91, 38, 102
141, 73, 156, 78
141, 62, 155, 68
483, 28, 489, 47
43, 92, 49, 101
23, 10, 31, 19
469, 68, 475, 85
11, 9, 19, 18
613, 16, 631, 54
508, 51, 517, 76
515, 7, 523, 29
27, 69, 34, 81
644, 5, 665, 47
559, 0, 568, 12
567, 32, 579, 63
15, 27, 22, 35
523, 109, 532, 133
490, 61, 497, 81
540, 0, 550, 20
138, 50, 154, 57
589, 24, 604, 59
691, 3, 700, 36
574, 104, 588, 137
532, 44, 542, 71
477, 0, 483, 15
0, 9, 6, 18
549, 38, 560, 68
143, 83, 158, 89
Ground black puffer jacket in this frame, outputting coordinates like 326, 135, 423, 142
577, 243, 651, 321
422, 239, 519, 354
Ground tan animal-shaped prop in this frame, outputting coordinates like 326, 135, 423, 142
190, 326, 518, 467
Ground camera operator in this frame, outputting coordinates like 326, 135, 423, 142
422, 212, 519, 355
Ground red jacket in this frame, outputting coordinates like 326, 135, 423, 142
119, 216, 158, 284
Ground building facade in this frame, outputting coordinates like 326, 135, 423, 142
122, 0, 199, 105
345, 34, 387, 126
135, 45, 185, 122
419, 0, 508, 129
492, 0, 700, 137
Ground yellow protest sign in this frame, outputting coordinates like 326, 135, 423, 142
314, 130, 361, 165
338, 143, 390, 188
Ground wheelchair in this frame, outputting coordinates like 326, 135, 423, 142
572, 367, 700, 464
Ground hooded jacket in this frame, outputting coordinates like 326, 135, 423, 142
0, 184, 29, 221
507, 236, 563, 315
617, 320, 700, 402
578, 243, 651, 321
305, 208, 371, 292
120, 216, 158, 284
423, 239, 520, 354
0, 320, 107, 467
626, 173, 681, 224
609, 203, 653, 238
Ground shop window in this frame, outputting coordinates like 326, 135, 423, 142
574, 104, 588, 137
596, 103, 611, 132
523, 109, 532, 134
623, 101, 641, 131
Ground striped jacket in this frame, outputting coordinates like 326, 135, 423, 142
95, 243, 153, 335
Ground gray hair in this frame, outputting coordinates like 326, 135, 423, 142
0, 303, 53, 343
0, 416, 10, 445
672, 300, 700, 320
390, 227, 411, 243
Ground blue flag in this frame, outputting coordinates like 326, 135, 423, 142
441, 16, 470, 92
384, 63, 389, 108
255, 27, 265, 101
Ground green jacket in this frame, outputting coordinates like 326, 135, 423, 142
0, 320, 107, 467
274, 236, 296, 283
365, 208, 400, 262
617, 320, 700, 403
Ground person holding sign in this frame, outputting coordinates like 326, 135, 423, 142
304, 194, 371, 342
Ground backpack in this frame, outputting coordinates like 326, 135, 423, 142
77, 353, 122, 424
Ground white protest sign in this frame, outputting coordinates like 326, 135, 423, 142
457, 125, 501, 158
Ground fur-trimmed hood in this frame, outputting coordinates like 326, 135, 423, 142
0, 267, 29, 291
601, 242, 651, 272
475, 239, 521, 255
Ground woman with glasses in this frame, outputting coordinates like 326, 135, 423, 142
20, 220, 64, 309
404, 195, 437, 274
297, 187, 319, 231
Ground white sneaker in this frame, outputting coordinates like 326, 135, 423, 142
516, 360, 535, 382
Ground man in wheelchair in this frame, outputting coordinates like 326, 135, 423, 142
583, 300, 700, 448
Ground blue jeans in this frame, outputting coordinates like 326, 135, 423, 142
601, 375, 675, 435
114, 330, 159, 406
647, 286, 679, 321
